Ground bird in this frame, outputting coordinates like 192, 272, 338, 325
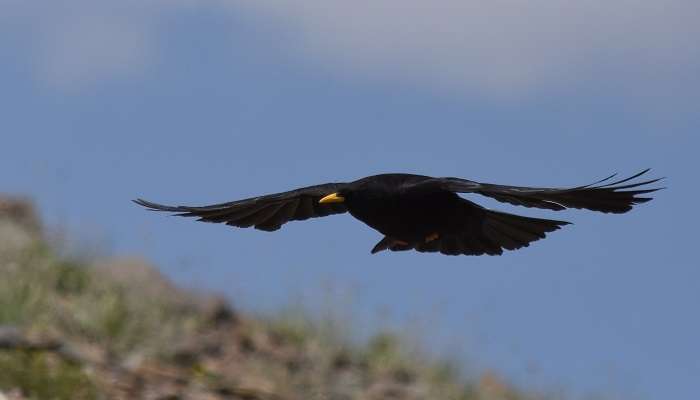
133, 169, 661, 256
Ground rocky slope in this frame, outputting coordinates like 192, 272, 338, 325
0, 196, 553, 400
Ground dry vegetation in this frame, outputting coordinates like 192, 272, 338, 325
0, 196, 558, 400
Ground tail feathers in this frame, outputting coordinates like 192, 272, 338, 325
479, 210, 569, 254
374, 209, 570, 256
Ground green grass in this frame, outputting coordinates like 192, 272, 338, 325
0, 239, 208, 397
0, 222, 560, 399
0, 242, 204, 356
0, 351, 96, 400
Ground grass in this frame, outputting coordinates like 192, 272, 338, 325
0, 241, 204, 358
0, 216, 559, 399
0, 351, 96, 400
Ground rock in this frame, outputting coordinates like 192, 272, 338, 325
0, 197, 40, 254
200, 296, 238, 327
0, 389, 28, 400
365, 381, 411, 399
0, 325, 24, 348
0, 325, 61, 352
0, 196, 40, 234
478, 370, 512, 398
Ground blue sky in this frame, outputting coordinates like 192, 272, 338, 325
1, 1, 698, 398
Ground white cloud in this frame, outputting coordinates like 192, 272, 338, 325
236, 0, 699, 96
1, 0, 698, 97
37, 14, 153, 89
0, 0, 184, 90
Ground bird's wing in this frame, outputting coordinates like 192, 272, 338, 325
133, 183, 348, 231
411, 169, 662, 214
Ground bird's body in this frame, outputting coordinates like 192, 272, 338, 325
134, 170, 661, 256
342, 174, 455, 239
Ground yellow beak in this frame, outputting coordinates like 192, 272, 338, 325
319, 193, 345, 204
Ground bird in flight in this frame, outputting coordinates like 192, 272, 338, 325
134, 169, 661, 256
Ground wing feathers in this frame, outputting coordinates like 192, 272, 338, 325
294, 197, 316, 220
133, 182, 348, 231
429, 170, 662, 214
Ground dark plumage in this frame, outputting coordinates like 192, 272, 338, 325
134, 169, 661, 256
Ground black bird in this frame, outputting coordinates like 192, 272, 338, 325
134, 169, 661, 256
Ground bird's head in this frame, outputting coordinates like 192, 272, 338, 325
318, 178, 393, 206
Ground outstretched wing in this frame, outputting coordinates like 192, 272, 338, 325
134, 183, 348, 231
415, 169, 662, 214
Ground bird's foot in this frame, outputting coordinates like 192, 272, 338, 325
425, 233, 440, 243
371, 237, 409, 254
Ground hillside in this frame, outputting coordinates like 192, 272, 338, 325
0, 196, 555, 400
